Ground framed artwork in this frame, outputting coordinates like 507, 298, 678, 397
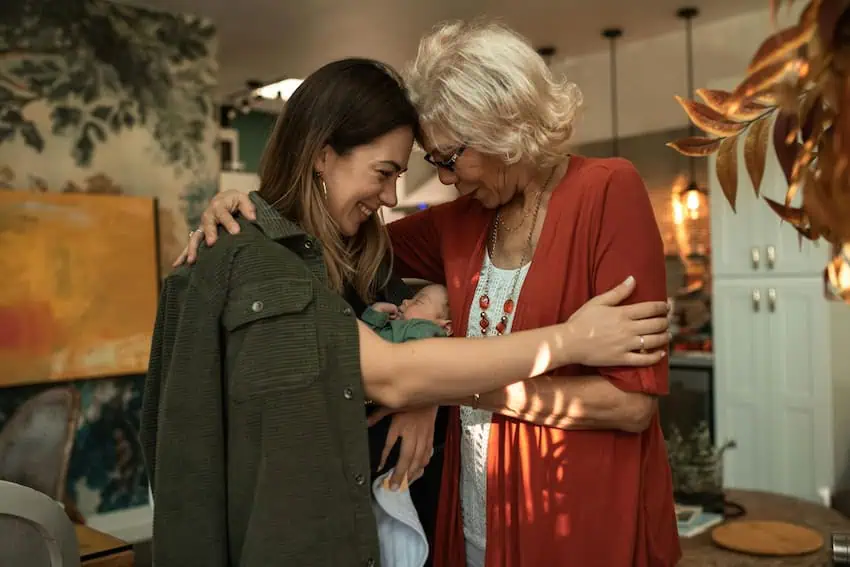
0, 191, 160, 386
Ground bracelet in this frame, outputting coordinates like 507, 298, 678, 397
472, 393, 481, 409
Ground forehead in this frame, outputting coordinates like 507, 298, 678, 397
351, 126, 414, 168
417, 285, 446, 301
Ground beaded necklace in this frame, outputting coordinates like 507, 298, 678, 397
476, 167, 556, 336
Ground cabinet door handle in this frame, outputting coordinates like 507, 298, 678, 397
751, 247, 761, 270
767, 288, 777, 312
766, 245, 776, 269
752, 289, 761, 312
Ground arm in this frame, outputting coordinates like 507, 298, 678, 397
359, 319, 569, 408
140, 266, 229, 567
358, 270, 669, 409
592, 160, 669, 417
455, 375, 656, 433
444, 161, 667, 433
386, 207, 446, 283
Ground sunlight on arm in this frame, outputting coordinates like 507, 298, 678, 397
530, 342, 552, 377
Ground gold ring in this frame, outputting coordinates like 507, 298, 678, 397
639, 335, 646, 353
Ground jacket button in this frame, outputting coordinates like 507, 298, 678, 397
365, 559, 375, 567
304, 240, 313, 250
343, 387, 354, 400
343, 307, 352, 316
355, 473, 365, 486
251, 301, 264, 312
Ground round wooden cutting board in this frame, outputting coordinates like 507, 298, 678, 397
711, 520, 824, 556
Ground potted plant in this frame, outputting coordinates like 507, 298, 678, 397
666, 421, 736, 514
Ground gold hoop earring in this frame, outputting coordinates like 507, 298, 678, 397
314, 172, 328, 200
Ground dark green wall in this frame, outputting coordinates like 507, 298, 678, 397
230, 110, 277, 173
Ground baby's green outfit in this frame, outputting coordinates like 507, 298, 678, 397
360, 307, 447, 343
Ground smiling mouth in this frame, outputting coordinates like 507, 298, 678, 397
358, 203, 376, 217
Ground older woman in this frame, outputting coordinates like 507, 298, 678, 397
181, 21, 679, 567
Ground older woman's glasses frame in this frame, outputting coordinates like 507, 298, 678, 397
424, 146, 466, 172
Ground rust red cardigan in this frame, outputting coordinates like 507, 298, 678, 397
387, 156, 681, 567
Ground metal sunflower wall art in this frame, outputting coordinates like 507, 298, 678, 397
667, 0, 850, 302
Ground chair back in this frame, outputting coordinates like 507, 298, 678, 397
0, 480, 80, 567
0, 387, 81, 501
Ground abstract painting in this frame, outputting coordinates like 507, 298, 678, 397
0, 191, 159, 386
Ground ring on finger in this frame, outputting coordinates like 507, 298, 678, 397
639, 335, 646, 354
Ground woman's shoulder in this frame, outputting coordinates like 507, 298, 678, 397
568, 155, 641, 184
562, 155, 646, 202
170, 219, 312, 294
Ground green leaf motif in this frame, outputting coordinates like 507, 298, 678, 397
73, 133, 95, 167
20, 123, 44, 152
1, 0, 216, 171
91, 105, 113, 121
50, 106, 84, 135
85, 121, 106, 143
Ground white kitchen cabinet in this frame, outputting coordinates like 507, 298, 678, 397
709, 74, 850, 502
713, 278, 850, 502
709, 99, 850, 501
707, 75, 829, 279
708, 138, 829, 278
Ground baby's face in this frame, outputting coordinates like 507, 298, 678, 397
400, 285, 449, 323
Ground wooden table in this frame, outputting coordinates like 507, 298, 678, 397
76, 524, 134, 566
679, 489, 850, 566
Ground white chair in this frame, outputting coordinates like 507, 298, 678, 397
0, 480, 80, 567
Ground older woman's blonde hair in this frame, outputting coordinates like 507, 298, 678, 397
405, 20, 582, 167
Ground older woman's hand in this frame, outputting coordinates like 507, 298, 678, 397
368, 406, 438, 491
173, 189, 256, 266
566, 276, 671, 368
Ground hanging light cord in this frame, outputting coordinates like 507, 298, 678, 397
679, 7, 699, 183
603, 28, 623, 157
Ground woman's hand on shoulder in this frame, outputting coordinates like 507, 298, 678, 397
172, 189, 257, 267
565, 276, 671, 367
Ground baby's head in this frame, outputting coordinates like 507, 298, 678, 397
400, 284, 450, 325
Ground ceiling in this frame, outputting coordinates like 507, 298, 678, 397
120, 0, 769, 100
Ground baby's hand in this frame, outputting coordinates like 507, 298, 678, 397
371, 302, 400, 320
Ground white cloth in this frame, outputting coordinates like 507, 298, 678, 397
460, 253, 531, 552
372, 470, 429, 567
465, 538, 486, 567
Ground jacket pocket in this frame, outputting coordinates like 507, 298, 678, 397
224, 277, 320, 400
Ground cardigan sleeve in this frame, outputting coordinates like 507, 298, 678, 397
386, 207, 446, 284
592, 159, 669, 396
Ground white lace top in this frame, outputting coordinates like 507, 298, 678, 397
460, 253, 531, 553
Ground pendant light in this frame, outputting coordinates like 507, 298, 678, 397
602, 27, 623, 156
674, 6, 707, 221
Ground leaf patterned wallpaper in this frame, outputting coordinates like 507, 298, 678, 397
0, 0, 218, 517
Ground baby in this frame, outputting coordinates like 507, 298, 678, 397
361, 284, 452, 343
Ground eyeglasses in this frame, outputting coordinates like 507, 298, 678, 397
424, 146, 466, 172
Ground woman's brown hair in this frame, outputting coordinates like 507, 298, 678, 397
257, 58, 421, 302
